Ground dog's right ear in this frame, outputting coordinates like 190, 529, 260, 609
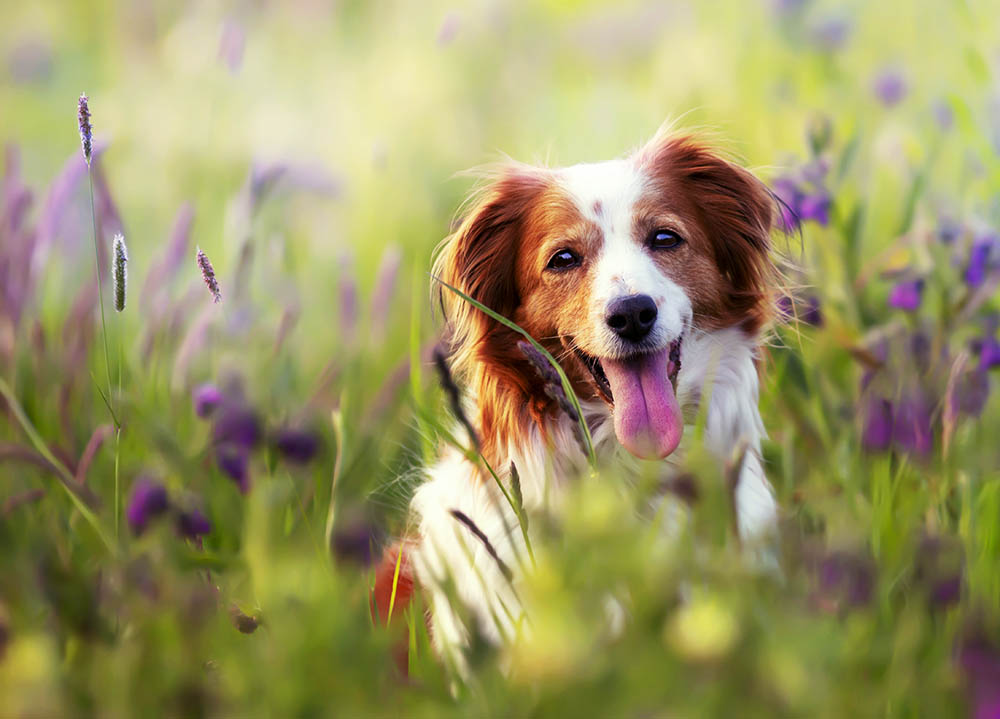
433, 166, 549, 378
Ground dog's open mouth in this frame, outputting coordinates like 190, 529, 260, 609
572, 338, 684, 460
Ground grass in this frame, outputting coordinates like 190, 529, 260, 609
1, 0, 999, 716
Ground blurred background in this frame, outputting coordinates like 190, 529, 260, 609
1, 0, 999, 715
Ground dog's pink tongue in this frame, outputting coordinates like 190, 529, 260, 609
603, 347, 683, 459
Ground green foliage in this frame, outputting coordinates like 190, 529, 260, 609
1, 0, 998, 716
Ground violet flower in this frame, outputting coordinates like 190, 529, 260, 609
976, 336, 1000, 371
956, 627, 1000, 719
331, 517, 382, 567
216, 446, 250, 494
861, 394, 894, 451
126, 478, 169, 535
813, 549, 875, 610
892, 392, 934, 456
952, 367, 990, 418
193, 383, 224, 418
873, 67, 908, 106
965, 235, 996, 287
175, 507, 212, 539
212, 403, 262, 449
888, 278, 923, 312
273, 428, 320, 464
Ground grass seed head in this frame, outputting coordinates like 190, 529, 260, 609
77, 93, 92, 166
112, 233, 128, 312
196, 247, 221, 304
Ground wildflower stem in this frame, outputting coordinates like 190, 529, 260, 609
0, 378, 116, 554
88, 170, 117, 428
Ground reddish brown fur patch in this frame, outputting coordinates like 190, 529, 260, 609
635, 135, 776, 334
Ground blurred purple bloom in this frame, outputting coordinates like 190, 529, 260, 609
216, 446, 250, 494
798, 192, 832, 225
371, 245, 402, 338
957, 627, 1000, 719
273, 428, 320, 464
175, 507, 212, 539
218, 19, 245, 74
212, 403, 261, 449
772, 176, 830, 231
777, 294, 822, 326
966, 235, 997, 287
339, 254, 358, 341
814, 550, 875, 610
910, 331, 932, 373
873, 68, 908, 106
810, 17, 850, 52
932, 99, 955, 131
915, 534, 963, 609
937, 215, 962, 244
331, 516, 383, 567
7, 37, 52, 84
888, 278, 923, 312
436, 12, 460, 46
892, 392, 934, 456
193, 383, 224, 418
977, 336, 1000, 371
861, 394, 894, 451
126, 478, 169, 535
952, 367, 990, 418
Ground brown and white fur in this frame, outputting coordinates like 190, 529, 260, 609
397, 129, 780, 670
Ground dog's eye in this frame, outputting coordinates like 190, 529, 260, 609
546, 249, 581, 271
648, 229, 684, 250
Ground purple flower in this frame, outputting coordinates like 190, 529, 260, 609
216, 446, 250, 494
175, 507, 212, 539
436, 12, 460, 46
977, 336, 1000, 371
810, 17, 850, 53
873, 67, 908, 106
772, 176, 831, 230
888, 278, 924, 312
212, 403, 261, 449
218, 19, 245, 74
777, 294, 823, 326
331, 516, 383, 566
814, 550, 875, 610
798, 191, 831, 225
966, 235, 997, 287
957, 627, 1000, 719
861, 394, 894, 451
932, 99, 954, 131
802, 295, 823, 326
273, 428, 320, 464
952, 367, 990, 418
193, 384, 224, 418
892, 392, 934, 456
915, 534, 964, 609
126, 478, 169, 535
937, 215, 962, 244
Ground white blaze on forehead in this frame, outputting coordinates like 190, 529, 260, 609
556, 158, 692, 355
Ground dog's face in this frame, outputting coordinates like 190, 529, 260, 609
437, 132, 775, 461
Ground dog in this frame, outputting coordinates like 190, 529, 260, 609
373, 127, 781, 672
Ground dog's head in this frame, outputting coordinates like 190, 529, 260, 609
435, 131, 777, 462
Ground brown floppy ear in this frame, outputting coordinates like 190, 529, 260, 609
433, 166, 550, 378
639, 135, 778, 333
433, 166, 551, 459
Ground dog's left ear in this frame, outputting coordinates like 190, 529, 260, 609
638, 134, 777, 330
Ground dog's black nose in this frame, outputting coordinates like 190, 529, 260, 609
606, 294, 658, 343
